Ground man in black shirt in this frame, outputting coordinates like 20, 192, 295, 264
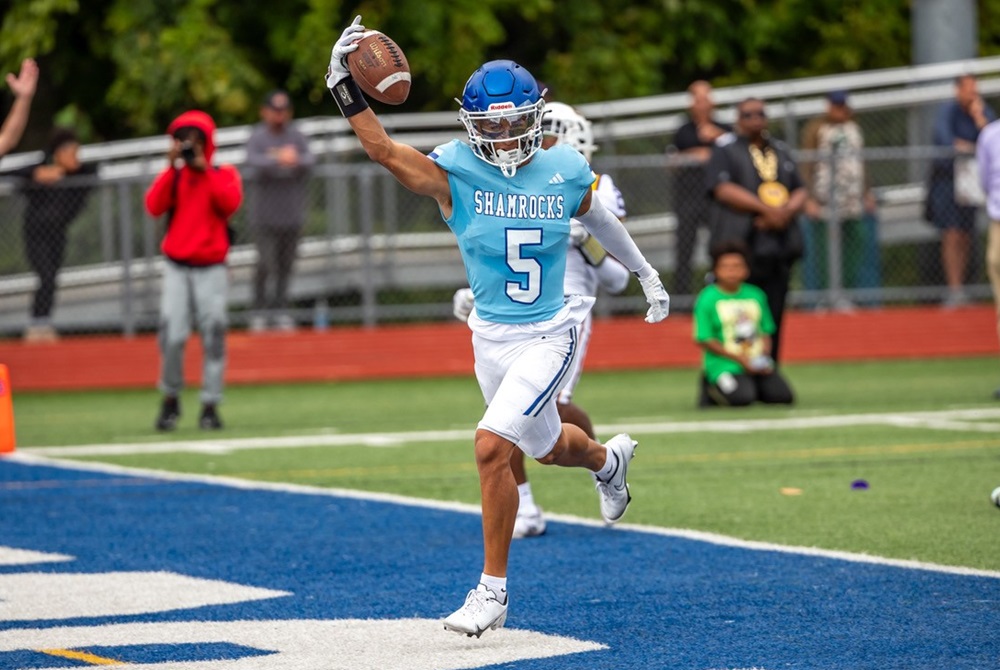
669, 81, 731, 298
706, 98, 807, 363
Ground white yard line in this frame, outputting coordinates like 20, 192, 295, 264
19, 407, 1000, 457
8, 452, 1000, 581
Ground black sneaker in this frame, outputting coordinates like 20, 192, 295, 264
199, 403, 223, 430
155, 396, 180, 431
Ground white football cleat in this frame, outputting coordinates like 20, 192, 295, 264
594, 433, 637, 524
512, 505, 546, 539
442, 584, 508, 638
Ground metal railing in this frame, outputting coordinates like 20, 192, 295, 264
1, 56, 998, 338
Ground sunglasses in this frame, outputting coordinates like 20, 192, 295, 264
739, 110, 767, 119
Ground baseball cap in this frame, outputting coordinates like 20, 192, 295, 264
263, 90, 292, 111
827, 90, 849, 106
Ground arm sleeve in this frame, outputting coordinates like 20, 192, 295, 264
209, 165, 244, 218
575, 193, 648, 274
144, 167, 178, 217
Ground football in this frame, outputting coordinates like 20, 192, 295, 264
347, 30, 411, 105
992, 486, 1000, 508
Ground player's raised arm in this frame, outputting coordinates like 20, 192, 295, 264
325, 16, 451, 209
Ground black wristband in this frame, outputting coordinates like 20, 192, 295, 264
329, 77, 369, 118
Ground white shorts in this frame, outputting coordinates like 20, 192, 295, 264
556, 312, 593, 405
469, 295, 594, 458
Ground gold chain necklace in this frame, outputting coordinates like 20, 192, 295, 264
748, 144, 778, 182
748, 143, 789, 207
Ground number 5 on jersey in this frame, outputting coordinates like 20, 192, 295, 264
506, 228, 542, 304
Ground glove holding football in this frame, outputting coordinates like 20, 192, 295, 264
326, 15, 365, 89
452, 288, 475, 322
636, 263, 670, 323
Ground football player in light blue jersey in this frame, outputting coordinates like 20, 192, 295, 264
326, 16, 670, 639
453, 102, 633, 542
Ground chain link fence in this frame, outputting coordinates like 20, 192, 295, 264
1, 64, 998, 339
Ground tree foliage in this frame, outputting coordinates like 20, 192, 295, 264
0, 0, 980, 147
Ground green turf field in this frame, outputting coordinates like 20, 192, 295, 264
12, 356, 1000, 571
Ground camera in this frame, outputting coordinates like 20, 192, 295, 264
180, 140, 197, 165
173, 125, 205, 167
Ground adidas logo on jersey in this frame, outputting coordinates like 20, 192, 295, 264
549, 173, 565, 184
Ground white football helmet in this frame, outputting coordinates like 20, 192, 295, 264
542, 102, 597, 161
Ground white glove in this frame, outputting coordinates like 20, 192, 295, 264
452, 288, 475, 322
636, 264, 670, 323
326, 15, 365, 89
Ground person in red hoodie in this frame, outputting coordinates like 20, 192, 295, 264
145, 110, 243, 431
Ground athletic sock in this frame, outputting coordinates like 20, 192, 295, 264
479, 573, 508, 604
517, 483, 537, 513
594, 444, 620, 483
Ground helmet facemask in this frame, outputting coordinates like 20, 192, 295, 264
459, 100, 545, 178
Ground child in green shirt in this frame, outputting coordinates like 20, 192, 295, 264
693, 239, 794, 407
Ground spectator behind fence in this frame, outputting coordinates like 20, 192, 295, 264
694, 239, 794, 407
706, 97, 807, 364
668, 81, 731, 298
0, 59, 38, 158
145, 111, 243, 432
799, 90, 880, 310
246, 90, 315, 332
975, 117, 1000, 400
13, 128, 96, 342
926, 74, 995, 308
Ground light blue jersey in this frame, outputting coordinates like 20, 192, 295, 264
430, 140, 594, 324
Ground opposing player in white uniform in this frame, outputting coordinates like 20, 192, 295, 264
325, 17, 670, 638
453, 102, 631, 539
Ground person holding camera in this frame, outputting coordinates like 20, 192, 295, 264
145, 110, 243, 431
693, 239, 794, 407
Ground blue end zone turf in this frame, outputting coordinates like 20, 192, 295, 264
1, 458, 998, 669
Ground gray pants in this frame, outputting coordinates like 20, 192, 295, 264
253, 226, 300, 312
158, 261, 228, 404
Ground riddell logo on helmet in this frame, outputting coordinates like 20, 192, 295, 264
488, 102, 516, 111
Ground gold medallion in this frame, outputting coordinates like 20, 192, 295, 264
757, 181, 789, 207
749, 144, 788, 207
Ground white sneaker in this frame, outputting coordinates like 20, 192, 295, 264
442, 584, 508, 638
594, 433, 637, 524
512, 506, 546, 539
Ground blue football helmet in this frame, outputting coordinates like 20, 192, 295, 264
458, 60, 545, 177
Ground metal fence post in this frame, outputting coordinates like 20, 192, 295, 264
117, 181, 135, 337
99, 185, 115, 263
825, 145, 844, 307
358, 169, 377, 327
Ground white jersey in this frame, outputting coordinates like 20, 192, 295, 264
564, 173, 630, 297
558, 173, 631, 404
